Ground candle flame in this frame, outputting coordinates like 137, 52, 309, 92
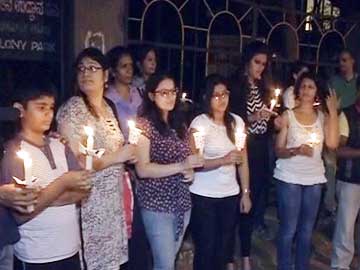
275, 88, 281, 97
84, 126, 94, 136
310, 133, 317, 142
128, 120, 135, 129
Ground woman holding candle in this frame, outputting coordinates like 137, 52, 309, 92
190, 74, 251, 270
57, 48, 136, 270
105, 46, 142, 140
230, 41, 273, 270
135, 73, 203, 270
274, 72, 339, 270
105, 46, 152, 270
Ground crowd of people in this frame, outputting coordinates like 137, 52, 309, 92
0, 41, 359, 270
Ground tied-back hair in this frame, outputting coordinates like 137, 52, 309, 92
202, 74, 236, 143
288, 61, 309, 87
106, 46, 133, 84
74, 47, 109, 118
138, 73, 187, 139
135, 45, 158, 75
293, 71, 329, 112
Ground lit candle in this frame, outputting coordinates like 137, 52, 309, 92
128, 120, 142, 145
181, 93, 187, 102
269, 99, 277, 111
84, 126, 94, 170
181, 92, 193, 103
16, 150, 35, 212
308, 132, 320, 147
16, 150, 32, 184
193, 127, 205, 155
235, 128, 247, 151
274, 88, 281, 98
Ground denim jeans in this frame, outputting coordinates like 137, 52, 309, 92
331, 181, 360, 270
324, 150, 338, 212
141, 209, 191, 270
0, 245, 13, 270
276, 180, 322, 270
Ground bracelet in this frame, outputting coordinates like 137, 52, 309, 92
242, 188, 250, 194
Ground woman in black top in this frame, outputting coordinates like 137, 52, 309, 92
230, 41, 274, 270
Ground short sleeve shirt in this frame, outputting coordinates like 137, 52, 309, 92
136, 117, 191, 239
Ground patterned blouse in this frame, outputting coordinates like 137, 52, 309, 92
57, 96, 128, 270
136, 117, 192, 239
247, 86, 268, 135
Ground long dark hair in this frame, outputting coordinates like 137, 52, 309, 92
202, 74, 235, 143
293, 71, 328, 112
74, 47, 109, 118
230, 41, 271, 121
241, 41, 271, 97
106, 46, 133, 84
138, 73, 187, 139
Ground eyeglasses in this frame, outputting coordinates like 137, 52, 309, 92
154, 88, 179, 98
212, 90, 230, 100
77, 65, 103, 73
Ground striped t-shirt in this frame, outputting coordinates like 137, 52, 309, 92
247, 86, 268, 134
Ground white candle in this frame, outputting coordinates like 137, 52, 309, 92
269, 99, 277, 111
235, 128, 247, 151
16, 150, 34, 212
128, 120, 142, 145
193, 127, 205, 155
274, 88, 281, 98
181, 93, 187, 102
84, 126, 94, 170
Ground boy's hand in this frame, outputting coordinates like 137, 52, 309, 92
61, 170, 92, 191
0, 184, 38, 214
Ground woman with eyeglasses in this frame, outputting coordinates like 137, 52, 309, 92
57, 48, 136, 270
135, 73, 204, 270
190, 74, 251, 270
105, 46, 152, 270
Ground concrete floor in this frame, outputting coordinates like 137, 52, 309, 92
176, 206, 359, 270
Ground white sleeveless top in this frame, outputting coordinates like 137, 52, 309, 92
273, 110, 327, 185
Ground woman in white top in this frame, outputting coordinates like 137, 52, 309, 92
274, 72, 339, 270
190, 74, 251, 270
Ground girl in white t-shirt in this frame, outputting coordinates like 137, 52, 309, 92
189, 74, 251, 270
274, 72, 339, 270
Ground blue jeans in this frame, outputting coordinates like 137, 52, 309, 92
331, 181, 360, 270
141, 209, 191, 270
276, 180, 322, 270
0, 245, 13, 270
